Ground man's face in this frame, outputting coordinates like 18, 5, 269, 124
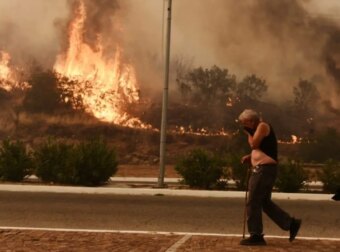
240, 118, 256, 129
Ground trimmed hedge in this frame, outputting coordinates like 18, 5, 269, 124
225, 153, 249, 190
34, 139, 76, 184
72, 138, 118, 186
275, 160, 308, 192
1, 138, 339, 193
320, 160, 340, 193
34, 138, 118, 186
0, 139, 32, 182
175, 148, 226, 189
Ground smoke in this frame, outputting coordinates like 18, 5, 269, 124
117, 0, 165, 99
194, 0, 338, 106
80, 0, 121, 53
0, 0, 69, 68
120, 0, 340, 109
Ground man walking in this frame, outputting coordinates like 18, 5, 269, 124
238, 109, 301, 246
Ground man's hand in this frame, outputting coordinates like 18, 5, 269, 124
241, 154, 251, 164
249, 122, 270, 149
243, 127, 255, 136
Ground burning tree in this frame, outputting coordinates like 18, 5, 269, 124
0, 51, 27, 92
23, 69, 71, 114
53, 0, 147, 128
0, 51, 13, 91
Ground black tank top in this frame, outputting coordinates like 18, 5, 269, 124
259, 124, 278, 161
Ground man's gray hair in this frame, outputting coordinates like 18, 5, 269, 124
238, 109, 260, 121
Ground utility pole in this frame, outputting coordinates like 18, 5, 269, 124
158, 0, 172, 188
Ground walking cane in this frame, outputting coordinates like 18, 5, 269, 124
242, 164, 251, 239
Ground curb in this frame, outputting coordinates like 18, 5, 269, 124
0, 184, 333, 201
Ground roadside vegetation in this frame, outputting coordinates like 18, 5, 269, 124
0, 135, 338, 192
175, 148, 226, 190
0, 138, 118, 186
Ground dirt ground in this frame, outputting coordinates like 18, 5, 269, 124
116, 165, 180, 178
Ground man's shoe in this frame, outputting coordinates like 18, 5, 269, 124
289, 218, 302, 242
240, 234, 266, 246
332, 188, 340, 201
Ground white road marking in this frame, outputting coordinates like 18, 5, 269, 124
166, 235, 192, 252
0, 226, 340, 241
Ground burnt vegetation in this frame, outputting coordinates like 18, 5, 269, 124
0, 65, 339, 165
0, 52, 339, 191
142, 64, 338, 134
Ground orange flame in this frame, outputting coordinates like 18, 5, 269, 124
291, 135, 298, 144
173, 125, 230, 136
54, 0, 149, 128
0, 50, 28, 91
0, 51, 16, 91
278, 134, 303, 144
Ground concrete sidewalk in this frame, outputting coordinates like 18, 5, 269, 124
1, 228, 339, 252
0, 176, 333, 201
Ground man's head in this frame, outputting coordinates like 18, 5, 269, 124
238, 109, 260, 129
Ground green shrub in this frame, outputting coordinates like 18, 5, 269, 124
73, 138, 118, 186
226, 153, 250, 190
320, 160, 340, 193
0, 139, 32, 182
275, 160, 308, 192
175, 148, 225, 189
34, 138, 118, 186
34, 139, 76, 184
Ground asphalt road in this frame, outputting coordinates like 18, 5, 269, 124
0, 192, 339, 238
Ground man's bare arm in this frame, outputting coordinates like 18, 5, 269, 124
249, 122, 269, 149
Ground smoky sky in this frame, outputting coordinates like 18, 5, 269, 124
121, 0, 340, 108
0, 0, 69, 68
1, 0, 340, 108
177, 0, 340, 106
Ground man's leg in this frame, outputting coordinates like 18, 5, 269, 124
263, 199, 292, 231
246, 171, 265, 235
247, 166, 282, 234
262, 167, 302, 242
240, 169, 269, 246
261, 167, 292, 231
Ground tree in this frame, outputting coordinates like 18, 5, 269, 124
176, 65, 236, 106
23, 69, 70, 114
0, 88, 10, 103
57, 76, 85, 110
236, 74, 268, 102
293, 79, 320, 115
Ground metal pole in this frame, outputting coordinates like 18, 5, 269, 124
158, 0, 173, 187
